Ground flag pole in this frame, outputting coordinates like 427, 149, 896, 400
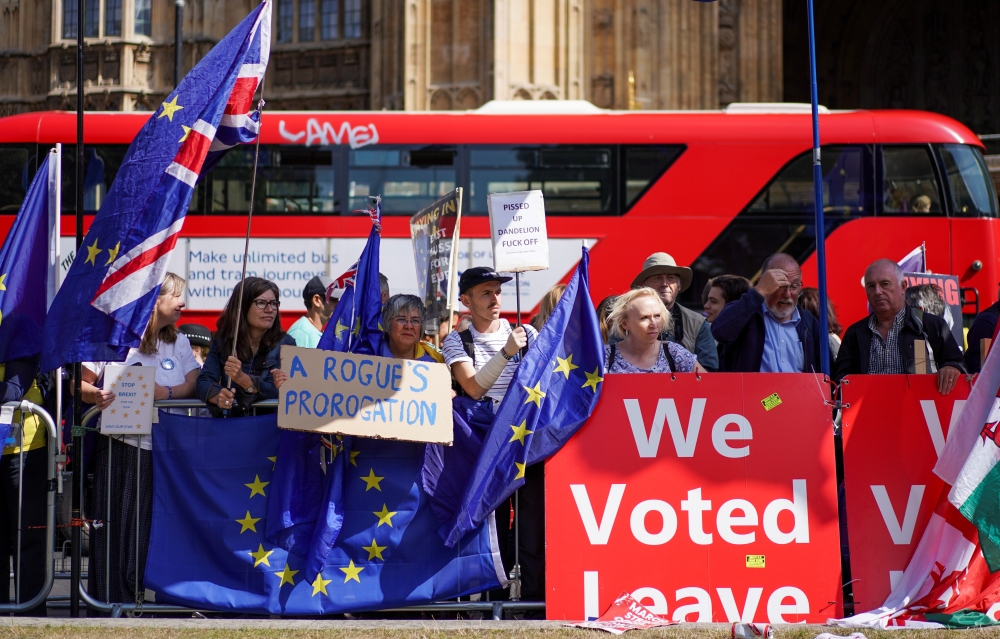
70, 0, 85, 613
48, 145, 64, 496
807, 0, 830, 377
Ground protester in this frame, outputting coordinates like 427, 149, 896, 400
379, 272, 390, 304
530, 283, 566, 332
81, 272, 200, 606
381, 294, 444, 362
905, 283, 958, 335
596, 295, 618, 344
437, 310, 461, 341
454, 313, 472, 333
196, 277, 295, 416
712, 253, 824, 373
286, 275, 335, 348
605, 288, 706, 373
703, 274, 752, 324
799, 287, 844, 359
0, 351, 45, 615
632, 253, 718, 370
833, 259, 965, 393
966, 297, 1000, 373
441, 266, 541, 604
179, 323, 212, 366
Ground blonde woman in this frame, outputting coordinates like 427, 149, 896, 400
530, 283, 567, 331
605, 288, 707, 374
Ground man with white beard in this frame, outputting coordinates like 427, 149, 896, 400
711, 253, 824, 372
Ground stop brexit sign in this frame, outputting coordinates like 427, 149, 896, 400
545, 373, 842, 623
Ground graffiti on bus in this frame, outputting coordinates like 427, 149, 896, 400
278, 118, 380, 148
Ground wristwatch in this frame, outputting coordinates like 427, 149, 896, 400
244, 379, 257, 394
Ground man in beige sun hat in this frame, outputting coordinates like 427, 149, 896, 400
631, 252, 719, 371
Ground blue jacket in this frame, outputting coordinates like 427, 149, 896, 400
711, 288, 823, 373
196, 333, 296, 416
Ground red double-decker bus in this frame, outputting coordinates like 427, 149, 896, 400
0, 104, 995, 334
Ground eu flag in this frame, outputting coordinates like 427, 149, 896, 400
41, 0, 271, 371
439, 247, 605, 546
145, 412, 503, 614
0, 154, 54, 363
269, 201, 386, 579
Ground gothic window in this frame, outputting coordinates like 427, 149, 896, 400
344, 0, 361, 38
277, 0, 360, 43
277, 0, 293, 43
134, 0, 151, 36
62, 0, 147, 39
105, 0, 122, 36
299, 0, 315, 41
320, 0, 338, 40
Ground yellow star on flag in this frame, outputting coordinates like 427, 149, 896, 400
245, 475, 269, 498
362, 538, 387, 561
523, 381, 546, 408
515, 461, 526, 480
0, 273, 6, 291
334, 319, 348, 340
351, 317, 361, 336
349, 450, 360, 467
248, 544, 273, 568
268, 456, 277, 470
360, 469, 383, 492
373, 504, 397, 527
340, 560, 364, 583
275, 563, 298, 587
311, 573, 333, 596
179, 124, 192, 143
84, 238, 102, 265
509, 420, 533, 445
105, 241, 120, 266
582, 368, 604, 392
159, 95, 184, 122
553, 354, 579, 379
235, 511, 261, 534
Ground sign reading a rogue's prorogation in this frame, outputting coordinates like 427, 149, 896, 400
277, 345, 454, 444
488, 190, 549, 272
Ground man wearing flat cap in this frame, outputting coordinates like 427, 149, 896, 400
633, 253, 719, 371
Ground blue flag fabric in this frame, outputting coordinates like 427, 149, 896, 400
144, 412, 504, 614
0, 155, 52, 363
40, 1, 270, 371
439, 247, 605, 546
268, 203, 385, 579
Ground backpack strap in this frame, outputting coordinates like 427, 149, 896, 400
607, 344, 617, 369
662, 341, 677, 373
459, 329, 476, 366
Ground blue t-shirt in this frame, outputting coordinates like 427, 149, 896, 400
287, 316, 322, 349
760, 304, 803, 373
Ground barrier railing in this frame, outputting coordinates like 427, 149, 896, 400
0, 400, 58, 613
72, 399, 544, 619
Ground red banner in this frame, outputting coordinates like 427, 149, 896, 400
546, 373, 842, 623
840, 374, 973, 611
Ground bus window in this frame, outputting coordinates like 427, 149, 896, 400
0, 145, 37, 213
264, 148, 336, 214
58, 145, 129, 214
937, 144, 998, 217
881, 145, 943, 215
747, 146, 867, 217
209, 146, 273, 214
348, 146, 455, 215
468, 145, 614, 215
623, 146, 684, 210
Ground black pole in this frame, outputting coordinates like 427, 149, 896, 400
71, 0, 85, 618
174, 0, 184, 87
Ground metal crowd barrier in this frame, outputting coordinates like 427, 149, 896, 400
0, 400, 58, 613
70, 399, 543, 619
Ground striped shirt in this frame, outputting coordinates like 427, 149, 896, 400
868, 308, 906, 374
442, 319, 538, 403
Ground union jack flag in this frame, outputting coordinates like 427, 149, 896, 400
42, 0, 271, 371
327, 263, 358, 301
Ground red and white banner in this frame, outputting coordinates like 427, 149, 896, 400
546, 373, 841, 623
840, 375, 972, 611
566, 591, 676, 634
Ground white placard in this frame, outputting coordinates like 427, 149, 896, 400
487, 190, 549, 272
101, 365, 155, 435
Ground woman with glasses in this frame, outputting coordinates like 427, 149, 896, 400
381, 294, 444, 362
197, 277, 295, 416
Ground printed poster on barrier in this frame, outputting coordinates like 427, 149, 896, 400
903, 272, 964, 353
277, 345, 454, 443
101, 364, 156, 436
410, 188, 463, 329
487, 190, 549, 272
567, 590, 676, 634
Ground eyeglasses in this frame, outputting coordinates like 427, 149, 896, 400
253, 299, 280, 310
392, 317, 422, 327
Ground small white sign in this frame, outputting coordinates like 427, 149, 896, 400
101, 365, 156, 436
487, 190, 549, 272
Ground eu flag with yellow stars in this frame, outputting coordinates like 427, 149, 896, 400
439, 247, 605, 547
144, 411, 504, 614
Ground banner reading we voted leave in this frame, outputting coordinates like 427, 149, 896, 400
277, 345, 453, 443
546, 373, 842, 623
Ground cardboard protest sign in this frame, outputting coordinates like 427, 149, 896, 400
567, 591, 675, 634
487, 190, 549, 272
101, 365, 156, 435
903, 272, 965, 351
410, 189, 463, 330
277, 345, 453, 444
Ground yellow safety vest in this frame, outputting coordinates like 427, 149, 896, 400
0, 363, 47, 455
